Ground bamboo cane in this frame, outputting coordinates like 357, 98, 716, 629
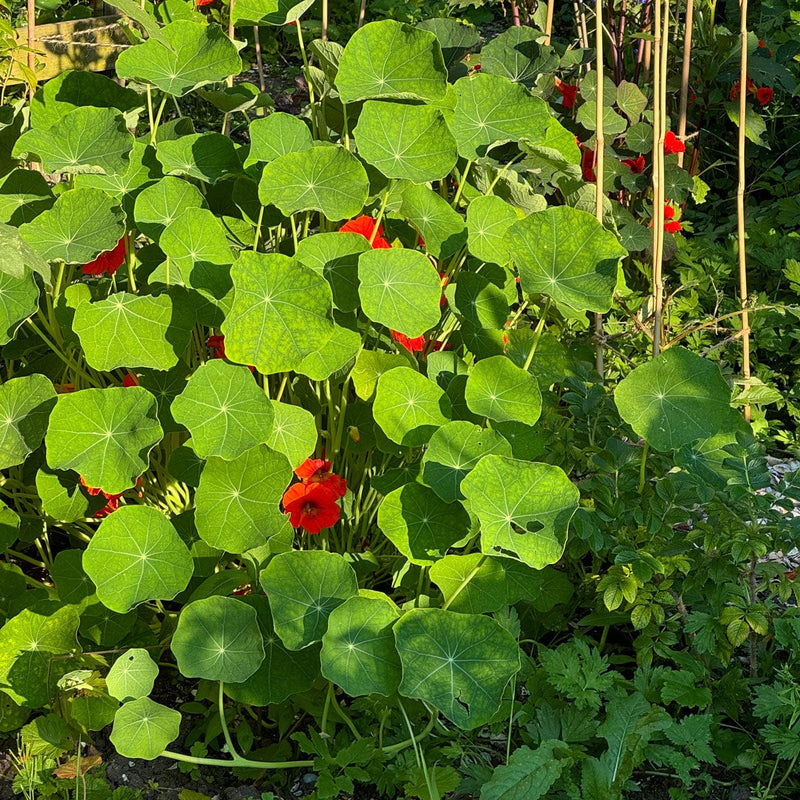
651, 0, 667, 356
357, 0, 367, 27
737, 0, 751, 421
26, 0, 35, 99
322, 0, 328, 40
594, 0, 605, 376
676, 0, 694, 168
544, 0, 555, 45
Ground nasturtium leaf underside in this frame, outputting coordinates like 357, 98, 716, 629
400, 183, 467, 259
461, 455, 579, 568
222, 252, 335, 375
171, 595, 264, 682
614, 347, 741, 451
260, 550, 359, 650
194, 444, 292, 553
336, 20, 448, 104
508, 206, 627, 313
321, 595, 401, 697
358, 248, 442, 338
110, 698, 181, 760
245, 113, 313, 167
106, 649, 159, 702
266, 401, 317, 469
134, 177, 205, 241
83, 506, 193, 613
45, 387, 163, 495
171, 359, 275, 460
415, 18, 479, 68
465, 356, 542, 426
394, 607, 520, 729
466, 195, 518, 266
0, 375, 56, 470
373, 367, 451, 447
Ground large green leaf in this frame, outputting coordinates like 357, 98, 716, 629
358, 248, 442, 337
297, 324, 361, 381
320, 595, 401, 697
394, 607, 520, 729
479, 27, 559, 88
36, 469, 99, 523
466, 195, 518, 266
260, 550, 358, 650
0, 375, 56, 470
231, 0, 313, 26
134, 177, 205, 241
461, 455, 579, 568
106, 649, 159, 702
336, 20, 448, 104
258, 144, 369, 221
465, 356, 542, 426
195, 444, 292, 553
116, 21, 242, 97
74, 140, 162, 207
377, 483, 470, 565
400, 183, 467, 259
245, 113, 313, 167
266, 401, 317, 469
0, 169, 54, 226
222, 252, 335, 375
354, 101, 457, 183
508, 207, 627, 313
110, 698, 180, 760
172, 595, 264, 682
373, 367, 451, 447
449, 73, 551, 159
73, 292, 192, 371
614, 347, 742, 451
44, 387, 163, 495
171, 360, 275, 460
83, 506, 193, 613
0, 268, 39, 344
156, 133, 241, 184
416, 18, 479, 69
13, 107, 133, 176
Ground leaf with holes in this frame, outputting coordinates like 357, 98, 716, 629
134, 177, 205, 241
110, 698, 180, 760
0, 375, 56, 470
394, 607, 520, 729
260, 550, 358, 650
461, 455, 579, 568
465, 356, 542, 426
106, 649, 159, 702
266, 401, 317, 469
245, 113, 312, 167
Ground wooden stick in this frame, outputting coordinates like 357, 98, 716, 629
676, 0, 694, 168
357, 0, 367, 28
594, 0, 605, 376
544, 0, 555, 45
511, 0, 521, 26
321, 0, 328, 40
26, 0, 35, 99
737, 0, 751, 420
222, 0, 235, 136
651, 0, 666, 356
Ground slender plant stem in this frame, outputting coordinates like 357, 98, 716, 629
218, 682, 239, 758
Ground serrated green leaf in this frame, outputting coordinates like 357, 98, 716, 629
479, 741, 570, 800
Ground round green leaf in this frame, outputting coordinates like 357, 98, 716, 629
70, 693, 119, 731
116, 21, 242, 97
222, 252, 335, 375
0, 169, 54, 226
225, 595, 320, 707
394, 607, 520, 729
13, 106, 134, 175
465, 356, 542, 426
45, 387, 163, 495
320, 595, 401, 697
614, 347, 742, 451
373, 367, 451, 447
358, 249, 442, 338
172, 595, 264, 682
508, 206, 627, 313
0, 375, 56, 470
171, 360, 275, 460
245, 113, 312, 167
297, 324, 361, 381
480, 26, 559, 87
110, 698, 180, 760
0, 269, 39, 345
156, 132, 242, 184
399, 183, 467, 260
36, 468, 98, 523
134, 177, 205, 241
50, 549, 94, 603
106, 649, 159, 702
354, 101, 457, 183
461, 455, 579, 569
258, 144, 369, 221
421, 420, 512, 503
231, 0, 313, 26
74, 140, 161, 207
195, 444, 292, 553
466, 195, 518, 266
266, 401, 317, 469
83, 506, 193, 613
336, 20, 448, 104
416, 18, 479, 69
351, 350, 406, 401
260, 550, 358, 650
377, 483, 470, 565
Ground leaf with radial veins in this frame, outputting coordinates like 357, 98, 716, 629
110, 698, 181, 760
73, 292, 192, 372
18, 188, 124, 265
13, 106, 133, 176
461, 455, 579, 569
260, 550, 358, 650
83, 506, 193, 613
194, 444, 292, 553
266, 401, 317, 469
134, 177, 205, 241
394, 608, 520, 729
258, 144, 369, 221
400, 183, 467, 259
615, 347, 742, 451
336, 20, 448, 104
172, 595, 264, 682
465, 356, 542, 426
358, 249, 442, 338
156, 133, 242, 184
377, 483, 470, 565
171, 360, 274, 460
449, 73, 551, 160
479, 26, 560, 88
321, 595, 401, 697
415, 18, 479, 69
355, 102, 457, 183
45, 388, 162, 495
0, 269, 39, 345
0, 375, 56, 470
115, 21, 242, 97
297, 325, 361, 381
106, 649, 159, 702
373, 367, 451, 447
0, 169, 54, 226
466, 195, 518, 266
245, 113, 312, 167
222, 252, 335, 375
508, 207, 627, 313
231, 0, 313, 26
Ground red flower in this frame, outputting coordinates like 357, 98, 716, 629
282, 482, 340, 534
756, 87, 773, 105
339, 216, 390, 248
196, 0, 214, 5
663, 131, 685, 155
391, 330, 426, 353
621, 155, 646, 174
286, 19, 297, 25
295, 457, 331, 479
80, 476, 128, 518
294, 457, 347, 498
555, 78, 578, 109
758, 39, 766, 48
83, 238, 126, 276
207, 335, 226, 359
581, 148, 596, 182
122, 373, 139, 387
473, 64, 481, 71
663, 204, 682, 233
55, 383, 75, 394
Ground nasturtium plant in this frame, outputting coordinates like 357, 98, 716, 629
110, 697, 181, 760
106, 649, 159, 702
0, 375, 56, 469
